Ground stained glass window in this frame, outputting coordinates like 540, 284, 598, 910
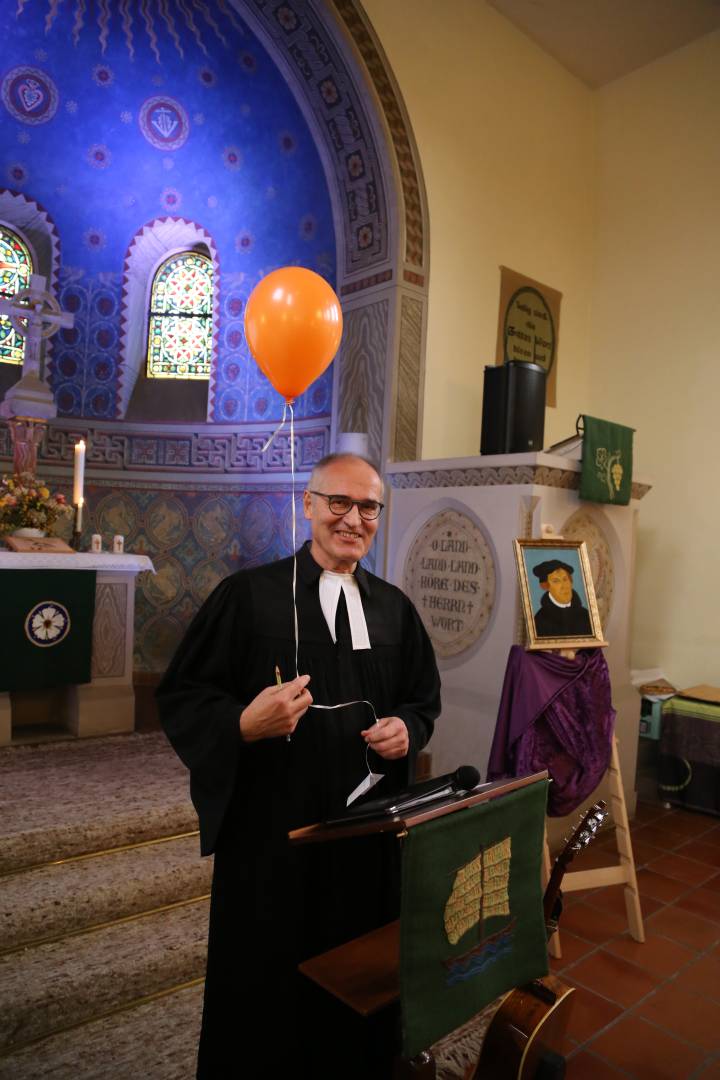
0, 225, 33, 365
147, 251, 213, 379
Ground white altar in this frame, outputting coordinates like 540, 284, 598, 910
384, 451, 651, 810
0, 553, 154, 745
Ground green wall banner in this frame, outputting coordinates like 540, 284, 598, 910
580, 415, 634, 505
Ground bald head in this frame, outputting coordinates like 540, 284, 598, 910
309, 453, 384, 499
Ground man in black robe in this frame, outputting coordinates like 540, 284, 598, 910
157, 453, 441, 1078
532, 559, 593, 637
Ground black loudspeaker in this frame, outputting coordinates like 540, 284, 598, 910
480, 361, 547, 455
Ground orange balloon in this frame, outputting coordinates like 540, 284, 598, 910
244, 267, 343, 401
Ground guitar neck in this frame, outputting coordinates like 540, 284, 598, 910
543, 859, 566, 932
542, 801, 607, 934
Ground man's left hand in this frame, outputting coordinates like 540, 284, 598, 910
361, 716, 409, 759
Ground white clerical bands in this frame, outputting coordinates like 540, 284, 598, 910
318, 571, 371, 650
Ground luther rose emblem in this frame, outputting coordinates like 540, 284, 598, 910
25, 601, 71, 647
139, 96, 190, 151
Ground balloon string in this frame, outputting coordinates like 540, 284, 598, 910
261, 401, 288, 453
263, 400, 381, 775
310, 700, 378, 722
289, 400, 299, 680
310, 700, 381, 780
260, 400, 299, 678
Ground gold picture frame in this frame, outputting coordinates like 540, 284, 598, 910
513, 538, 607, 650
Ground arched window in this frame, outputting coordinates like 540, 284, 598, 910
146, 251, 213, 379
0, 224, 33, 365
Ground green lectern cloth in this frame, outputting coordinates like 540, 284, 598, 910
399, 779, 549, 1058
0, 570, 96, 692
580, 415, 634, 505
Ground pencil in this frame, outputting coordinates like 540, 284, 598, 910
276, 664, 291, 742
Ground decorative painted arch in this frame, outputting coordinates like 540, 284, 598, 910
117, 217, 220, 419
235, 0, 430, 463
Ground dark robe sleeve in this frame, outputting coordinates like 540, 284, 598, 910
393, 596, 441, 761
156, 574, 251, 855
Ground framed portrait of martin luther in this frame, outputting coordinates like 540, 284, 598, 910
513, 539, 607, 650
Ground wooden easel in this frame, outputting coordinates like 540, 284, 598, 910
543, 734, 644, 958
529, 529, 644, 957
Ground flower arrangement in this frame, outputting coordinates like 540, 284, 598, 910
0, 472, 72, 535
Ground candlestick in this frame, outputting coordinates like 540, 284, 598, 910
71, 496, 84, 551
73, 439, 86, 506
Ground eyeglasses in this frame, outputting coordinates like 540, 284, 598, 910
307, 490, 384, 521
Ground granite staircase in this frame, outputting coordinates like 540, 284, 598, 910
0, 733, 475, 1079
0, 733, 210, 1079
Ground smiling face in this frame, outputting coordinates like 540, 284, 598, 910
542, 567, 573, 604
303, 457, 383, 572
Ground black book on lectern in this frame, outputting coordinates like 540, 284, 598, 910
325, 764, 483, 826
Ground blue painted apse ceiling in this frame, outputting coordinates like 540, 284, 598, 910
1, 1, 336, 423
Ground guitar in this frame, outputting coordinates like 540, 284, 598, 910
469, 801, 608, 1080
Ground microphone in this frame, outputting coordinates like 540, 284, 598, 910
343, 765, 482, 818
398, 764, 480, 800
385, 765, 482, 814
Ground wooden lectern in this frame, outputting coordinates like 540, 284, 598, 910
290, 771, 550, 1078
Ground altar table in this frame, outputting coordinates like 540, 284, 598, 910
0, 553, 154, 745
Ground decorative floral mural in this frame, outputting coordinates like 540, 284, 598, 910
84, 482, 313, 671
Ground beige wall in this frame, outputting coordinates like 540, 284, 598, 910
361, 0, 597, 457
361, 2, 720, 688
591, 32, 720, 687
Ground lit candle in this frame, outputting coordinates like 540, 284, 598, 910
73, 439, 85, 506
76, 495, 84, 533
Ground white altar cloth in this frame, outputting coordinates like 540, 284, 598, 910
0, 553, 154, 572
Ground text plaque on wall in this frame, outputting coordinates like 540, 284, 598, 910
495, 266, 562, 407
403, 509, 496, 659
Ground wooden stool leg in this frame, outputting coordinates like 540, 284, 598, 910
608, 737, 645, 942
544, 828, 561, 958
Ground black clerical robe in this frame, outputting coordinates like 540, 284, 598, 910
533, 590, 592, 637
157, 543, 441, 1077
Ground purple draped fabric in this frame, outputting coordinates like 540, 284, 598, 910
487, 646, 615, 817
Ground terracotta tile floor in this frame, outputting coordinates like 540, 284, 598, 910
550, 801, 720, 1079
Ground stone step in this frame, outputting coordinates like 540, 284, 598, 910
1, 835, 212, 952
0, 983, 203, 1080
0, 898, 209, 1054
0, 732, 196, 873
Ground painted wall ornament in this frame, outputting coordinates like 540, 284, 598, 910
2, 67, 59, 125
139, 96, 190, 151
560, 510, 615, 631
